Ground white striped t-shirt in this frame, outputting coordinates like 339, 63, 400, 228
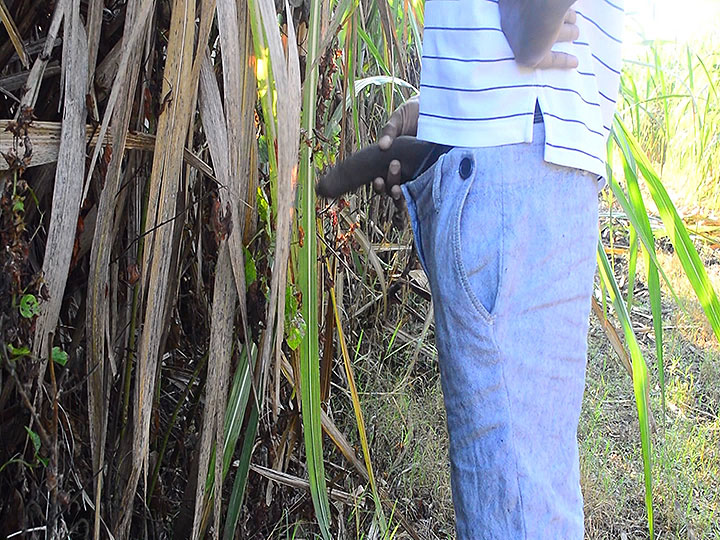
416, 0, 624, 178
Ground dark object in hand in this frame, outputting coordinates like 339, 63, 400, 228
316, 136, 449, 198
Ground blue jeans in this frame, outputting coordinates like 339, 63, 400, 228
402, 124, 599, 539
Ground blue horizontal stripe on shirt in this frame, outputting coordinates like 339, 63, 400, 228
420, 82, 601, 108
419, 111, 534, 122
603, 0, 624, 12
598, 90, 617, 104
592, 53, 622, 75
575, 10, 622, 43
423, 55, 515, 63
546, 142, 605, 165
576, 70, 597, 78
424, 26, 504, 32
542, 112, 605, 137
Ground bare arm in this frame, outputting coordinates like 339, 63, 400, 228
499, 0, 578, 68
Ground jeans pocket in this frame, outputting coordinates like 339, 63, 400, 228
453, 170, 503, 322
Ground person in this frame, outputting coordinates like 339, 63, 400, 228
372, 1, 624, 538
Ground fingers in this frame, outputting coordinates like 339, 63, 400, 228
387, 159, 401, 184
372, 179, 405, 210
564, 8, 576, 24
536, 51, 578, 70
372, 160, 405, 210
378, 117, 401, 150
372, 176, 386, 194
557, 20, 579, 43
374, 98, 417, 221
387, 159, 403, 208
390, 184, 405, 209
536, 7, 578, 70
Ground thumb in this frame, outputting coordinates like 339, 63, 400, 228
378, 96, 420, 150
378, 114, 402, 150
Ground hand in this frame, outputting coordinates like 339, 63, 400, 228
373, 96, 420, 211
499, 0, 579, 69
535, 9, 579, 70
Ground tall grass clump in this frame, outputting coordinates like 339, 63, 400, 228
620, 35, 720, 205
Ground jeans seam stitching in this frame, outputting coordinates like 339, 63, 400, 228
453, 176, 494, 324
494, 327, 528, 539
495, 170, 505, 323
494, 174, 527, 539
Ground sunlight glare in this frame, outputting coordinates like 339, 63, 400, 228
625, 0, 720, 43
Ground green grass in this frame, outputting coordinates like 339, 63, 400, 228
618, 35, 720, 209
340, 332, 454, 540
332, 246, 720, 539
581, 318, 720, 539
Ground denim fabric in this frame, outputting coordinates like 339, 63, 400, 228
402, 124, 599, 540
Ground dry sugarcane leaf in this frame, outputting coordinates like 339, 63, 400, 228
263, 411, 298, 505
17, 0, 65, 114
190, 243, 236, 540
272, 0, 302, 416
376, 0, 408, 87
85, 1, 154, 537
309, 0, 355, 72
115, 0, 197, 536
0, 2, 40, 70
0, 63, 60, 92
255, 0, 302, 411
402, 300, 434, 382
198, 53, 229, 181
192, 6, 252, 533
211, 252, 236, 540
591, 296, 632, 377
83, 0, 155, 202
84, 0, 104, 120
32, 0, 87, 360
201, 8, 255, 530
0, 121, 213, 176
85, 0, 103, 85
0, 121, 101, 169
0, 0, 30, 68
28, 4, 87, 512
250, 464, 357, 504
94, 38, 122, 99
194, 47, 240, 540
213, 0, 256, 394
340, 212, 387, 313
